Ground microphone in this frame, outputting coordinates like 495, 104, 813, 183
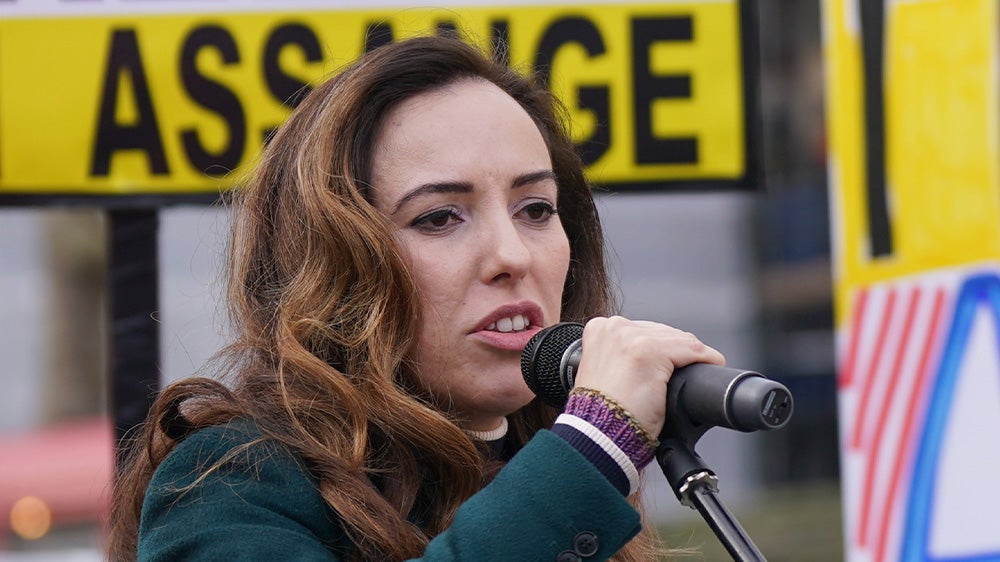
521, 322, 793, 432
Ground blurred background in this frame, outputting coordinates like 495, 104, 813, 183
0, 1, 835, 559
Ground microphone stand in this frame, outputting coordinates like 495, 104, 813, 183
657, 391, 767, 561
657, 437, 766, 561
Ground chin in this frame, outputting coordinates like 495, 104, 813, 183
463, 384, 533, 418
496, 385, 537, 414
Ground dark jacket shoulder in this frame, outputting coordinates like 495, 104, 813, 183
138, 420, 349, 561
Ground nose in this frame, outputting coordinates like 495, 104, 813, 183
479, 215, 532, 284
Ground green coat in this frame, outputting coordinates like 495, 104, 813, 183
138, 422, 641, 561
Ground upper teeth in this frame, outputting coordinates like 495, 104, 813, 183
487, 314, 529, 332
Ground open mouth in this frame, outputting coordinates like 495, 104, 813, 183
485, 313, 531, 333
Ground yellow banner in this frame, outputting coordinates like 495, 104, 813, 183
0, 2, 753, 198
826, 1, 1000, 560
826, 0, 1000, 321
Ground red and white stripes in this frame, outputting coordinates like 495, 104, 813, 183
837, 278, 953, 561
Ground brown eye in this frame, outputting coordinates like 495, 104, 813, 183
412, 208, 462, 232
518, 202, 557, 223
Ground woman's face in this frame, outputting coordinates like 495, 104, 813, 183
371, 78, 571, 431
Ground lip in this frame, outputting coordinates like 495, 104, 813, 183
469, 301, 545, 351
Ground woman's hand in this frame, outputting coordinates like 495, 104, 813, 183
571, 316, 726, 438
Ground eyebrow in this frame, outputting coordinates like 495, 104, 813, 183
389, 169, 558, 215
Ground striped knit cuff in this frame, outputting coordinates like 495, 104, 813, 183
552, 414, 637, 496
565, 388, 658, 469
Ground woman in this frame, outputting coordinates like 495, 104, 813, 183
108, 35, 724, 561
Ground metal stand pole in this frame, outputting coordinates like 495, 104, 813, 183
679, 470, 766, 562
657, 434, 768, 560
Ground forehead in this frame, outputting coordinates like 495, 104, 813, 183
370, 79, 552, 199
379, 77, 534, 136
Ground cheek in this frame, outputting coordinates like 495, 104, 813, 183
404, 243, 464, 313
399, 241, 468, 361
545, 232, 572, 288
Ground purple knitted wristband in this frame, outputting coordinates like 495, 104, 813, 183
564, 387, 658, 470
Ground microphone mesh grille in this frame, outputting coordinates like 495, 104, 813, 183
521, 322, 584, 407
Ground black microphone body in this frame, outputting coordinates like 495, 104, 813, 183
522, 323, 785, 559
521, 322, 793, 433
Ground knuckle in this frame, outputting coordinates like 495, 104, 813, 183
683, 331, 706, 351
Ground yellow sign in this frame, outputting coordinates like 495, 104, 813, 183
826, 0, 1000, 320
826, 1, 1000, 560
0, 2, 755, 200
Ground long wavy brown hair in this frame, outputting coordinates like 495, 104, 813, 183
108, 35, 663, 561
